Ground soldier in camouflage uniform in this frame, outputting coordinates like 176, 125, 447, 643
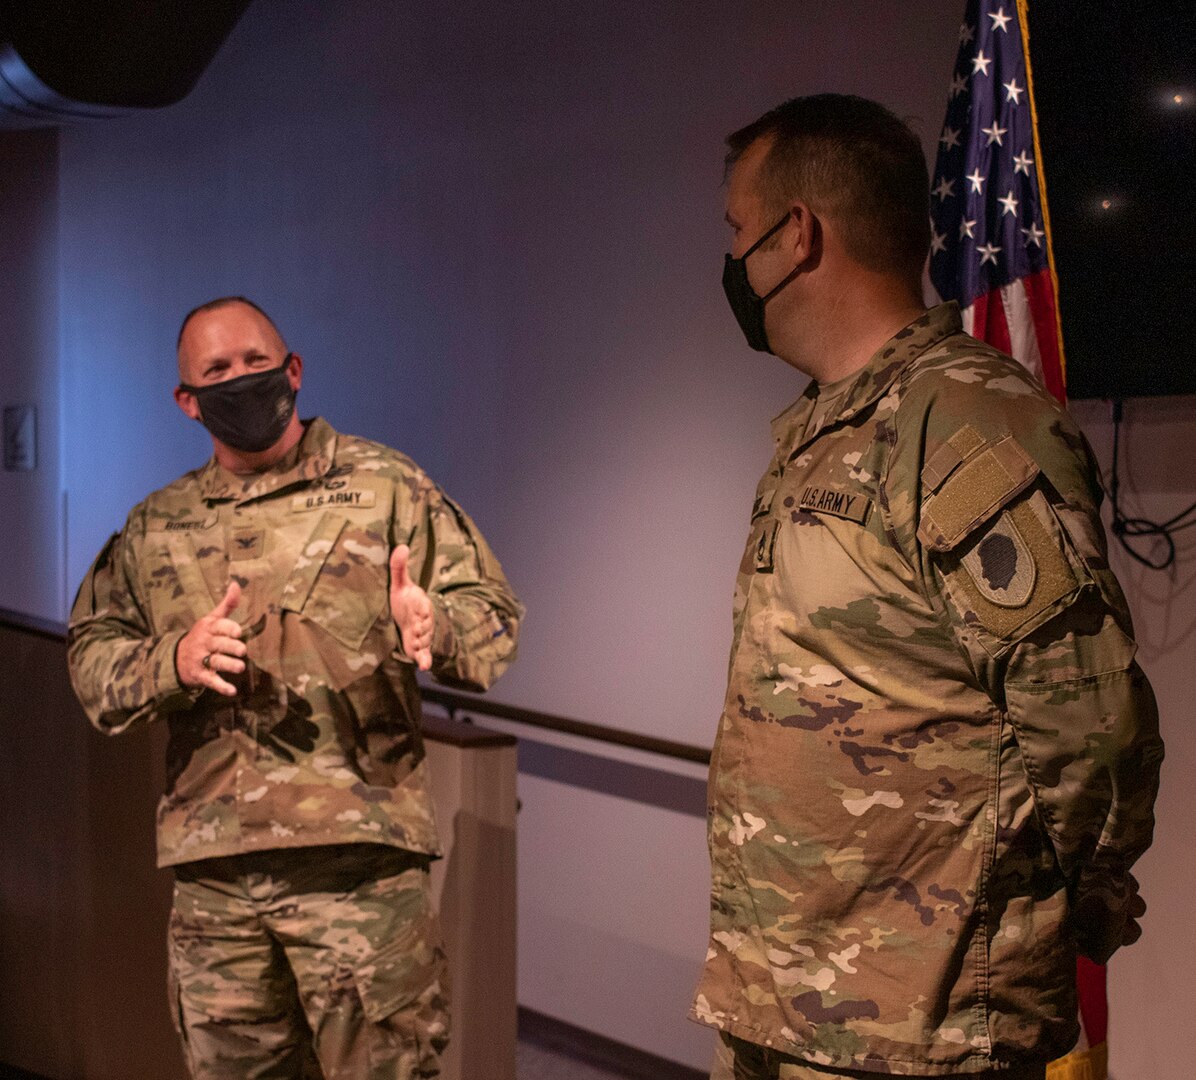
68, 296, 523, 1079
690, 96, 1162, 1078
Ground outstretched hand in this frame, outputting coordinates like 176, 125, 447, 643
390, 545, 433, 671
176, 581, 246, 696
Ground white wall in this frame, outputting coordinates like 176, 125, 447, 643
1070, 397, 1196, 1080
1, 1, 1188, 1074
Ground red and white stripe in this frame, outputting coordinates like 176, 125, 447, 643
960, 267, 1065, 404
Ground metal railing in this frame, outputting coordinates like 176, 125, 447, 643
420, 685, 712, 765
0, 608, 713, 767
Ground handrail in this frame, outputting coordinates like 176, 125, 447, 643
0, 609, 713, 767
420, 686, 712, 766
0, 606, 67, 641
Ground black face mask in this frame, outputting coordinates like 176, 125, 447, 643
722, 211, 803, 353
180, 356, 297, 453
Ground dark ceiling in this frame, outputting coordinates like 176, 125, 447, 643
1028, 3, 1195, 398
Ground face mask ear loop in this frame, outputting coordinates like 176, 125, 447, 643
761, 263, 804, 303
744, 210, 809, 303
742, 209, 793, 260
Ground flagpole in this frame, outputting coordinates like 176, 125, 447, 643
1015, 0, 1067, 387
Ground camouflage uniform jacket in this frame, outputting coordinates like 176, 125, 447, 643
68, 417, 522, 868
691, 304, 1163, 1074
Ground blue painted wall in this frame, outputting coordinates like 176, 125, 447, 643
0, 129, 60, 621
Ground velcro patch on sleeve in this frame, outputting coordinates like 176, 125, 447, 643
917, 436, 1040, 551
920, 424, 988, 493
947, 496, 1079, 641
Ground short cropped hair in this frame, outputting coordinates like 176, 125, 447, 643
176, 296, 286, 351
726, 94, 931, 282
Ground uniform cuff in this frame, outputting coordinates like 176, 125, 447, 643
429, 595, 457, 662
156, 630, 203, 708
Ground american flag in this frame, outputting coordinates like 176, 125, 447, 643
931, 2, 1109, 1075
928, 0, 1066, 404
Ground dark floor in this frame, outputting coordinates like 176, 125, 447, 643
517, 1008, 706, 1080
518, 1039, 644, 1080
1, 1026, 706, 1080
0, 1055, 638, 1080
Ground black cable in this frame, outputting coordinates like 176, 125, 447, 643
1106, 399, 1196, 570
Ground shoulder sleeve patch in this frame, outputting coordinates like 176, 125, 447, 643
944, 492, 1080, 643
917, 435, 1039, 551
960, 513, 1035, 606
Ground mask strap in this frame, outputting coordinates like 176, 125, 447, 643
761, 263, 803, 302
742, 210, 806, 301
742, 210, 793, 258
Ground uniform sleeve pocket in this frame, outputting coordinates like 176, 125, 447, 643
937, 488, 1085, 648
916, 435, 1039, 552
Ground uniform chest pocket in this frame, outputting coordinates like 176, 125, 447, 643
139, 532, 222, 634
281, 511, 390, 650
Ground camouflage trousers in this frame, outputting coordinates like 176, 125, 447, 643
714, 1033, 1047, 1080
168, 843, 449, 1080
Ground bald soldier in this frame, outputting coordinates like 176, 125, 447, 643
68, 297, 522, 1079
690, 95, 1163, 1078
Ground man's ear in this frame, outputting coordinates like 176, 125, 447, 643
173, 384, 202, 421
285, 352, 303, 392
785, 201, 821, 266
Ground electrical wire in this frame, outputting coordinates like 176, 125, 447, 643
1107, 399, 1196, 570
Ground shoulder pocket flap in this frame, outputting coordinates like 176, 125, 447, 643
917, 436, 1039, 552
750, 482, 778, 521
920, 424, 988, 493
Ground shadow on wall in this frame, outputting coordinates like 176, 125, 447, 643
518, 739, 706, 817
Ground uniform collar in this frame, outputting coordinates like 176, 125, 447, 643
770, 302, 963, 453
198, 416, 339, 503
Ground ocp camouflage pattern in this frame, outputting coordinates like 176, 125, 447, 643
68, 417, 523, 867
169, 845, 448, 1079
691, 304, 1163, 1074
